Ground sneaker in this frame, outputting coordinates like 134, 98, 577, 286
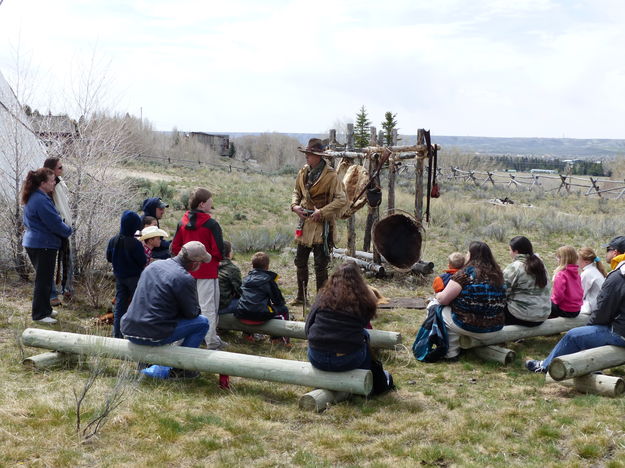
50, 298, 61, 307
208, 337, 229, 350
525, 359, 547, 373
35, 316, 57, 324
50, 309, 59, 318
169, 368, 200, 379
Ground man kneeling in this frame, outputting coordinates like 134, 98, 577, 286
121, 241, 211, 379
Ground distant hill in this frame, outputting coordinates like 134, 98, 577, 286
227, 132, 625, 160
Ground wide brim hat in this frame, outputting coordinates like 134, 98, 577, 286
297, 138, 327, 156
139, 226, 169, 241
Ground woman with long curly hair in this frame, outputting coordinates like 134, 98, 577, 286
21, 167, 72, 324
436, 241, 507, 360
305, 262, 377, 371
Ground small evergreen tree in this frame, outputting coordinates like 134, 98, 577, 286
381, 111, 398, 145
354, 105, 370, 149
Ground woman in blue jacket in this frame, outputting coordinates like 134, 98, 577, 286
21, 168, 72, 323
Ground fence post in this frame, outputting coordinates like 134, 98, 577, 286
415, 129, 425, 222
387, 129, 397, 215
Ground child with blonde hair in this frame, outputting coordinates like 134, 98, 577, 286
550, 245, 583, 318
578, 247, 606, 315
432, 252, 466, 293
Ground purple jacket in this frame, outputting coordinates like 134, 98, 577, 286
551, 264, 583, 312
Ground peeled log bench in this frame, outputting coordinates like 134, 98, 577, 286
218, 315, 402, 350
299, 389, 351, 412
459, 315, 589, 349
471, 345, 516, 365
545, 373, 625, 397
548, 345, 625, 382
21, 328, 372, 395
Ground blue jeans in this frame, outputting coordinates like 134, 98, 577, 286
218, 298, 239, 315
128, 316, 210, 348
308, 342, 371, 372
114, 276, 140, 338
543, 325, 625, 367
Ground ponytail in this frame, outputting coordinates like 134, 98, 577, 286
20, 168, 53, 205
509, 235, 547, 288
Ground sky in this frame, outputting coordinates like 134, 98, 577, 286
1, 0, 625, 139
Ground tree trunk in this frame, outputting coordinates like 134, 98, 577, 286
21, 328, 373, 395
299, 389, 351, 412
471, 345, 515, 365
545, 373, 625, 397
548, 345, 625, 381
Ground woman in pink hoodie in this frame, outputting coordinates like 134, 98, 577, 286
550, 245, 583, 318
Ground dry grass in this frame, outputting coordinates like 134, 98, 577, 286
3, 162, 625, 467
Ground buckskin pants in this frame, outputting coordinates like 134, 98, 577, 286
294, 243, 330, 299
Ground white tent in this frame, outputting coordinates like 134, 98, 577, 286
0, 70, 47, 202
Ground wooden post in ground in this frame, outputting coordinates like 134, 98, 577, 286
299, 389, 352, 412
545, 373, 625, 397
346, 123, 356, 256
548, 345, 625, 381
415, 129, 425, 221
21, 328, 373, 395
387, 129, 397, 215
363, 127, 378, 253
471, 345, 516, 365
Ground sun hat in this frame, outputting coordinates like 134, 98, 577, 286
139, 226, 169, 241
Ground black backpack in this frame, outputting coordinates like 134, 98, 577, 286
412, 304, 449, 363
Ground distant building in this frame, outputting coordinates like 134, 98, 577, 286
29, 113, 78, 151
187, 132, 230, 157
530, 168, 557, 174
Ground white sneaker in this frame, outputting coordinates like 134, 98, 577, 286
35, 316, 58, 324
50, 310, 59, 318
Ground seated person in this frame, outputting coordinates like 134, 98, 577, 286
526, 236, 625, 373
503, 236, 550, 327
578, 246, 606, 315
139, 225, 169, 264
550, 245, 583, 318
120, 241, 211, 379
305, 261, 394, 395
235, 251, 290, 345
436, 241, 507, 361
218, 240, 242, 315
432, 252, 465, 293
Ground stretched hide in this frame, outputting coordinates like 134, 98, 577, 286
338, 160, 369, 219
373, 213, 422, 270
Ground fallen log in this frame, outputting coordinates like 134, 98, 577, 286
333, 248, 434, 275
218, 315, 401, 350
545, 373, 625, 397
548, 345, 625, 381
299, 389, 351, 412
23, 351, 76, 369
459, 315, 589, 349
471, 345, 515, 365
21, 328, 372, 395
331, 252, 385, 277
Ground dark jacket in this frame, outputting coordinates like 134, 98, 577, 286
22, 189, 72, 249
142, 197, 171, 259
588, 261, 625, 338
218, 259, 242, 310
121, 256, 202, 340
235, 269, 287, 321
305, 306, 369, 354
171, 209, 223, 279
106, 210, 146, 279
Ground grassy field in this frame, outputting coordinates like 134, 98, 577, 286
2, 161, 625, 467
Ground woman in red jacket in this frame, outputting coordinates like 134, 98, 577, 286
171, 188, 225, 349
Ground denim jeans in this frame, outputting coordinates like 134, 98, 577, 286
218, 298, 239, 315
542, 325, 625, 368
128, 315, 210, 348
308, 342, 371, 372
114, 276, 140, 338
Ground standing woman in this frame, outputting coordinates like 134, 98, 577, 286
503, 236, 550, 327
578, 247, 606, 315
21, 168, 72, 323
436, 241, 507, 360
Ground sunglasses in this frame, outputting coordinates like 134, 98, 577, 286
607, 247, 615, 252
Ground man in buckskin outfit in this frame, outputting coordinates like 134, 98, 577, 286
290, 138, 347, 305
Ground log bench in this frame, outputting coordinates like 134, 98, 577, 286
218, 314, 402, 350
21, 328, 372, 396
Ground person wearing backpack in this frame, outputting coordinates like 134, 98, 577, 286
171, 188, 225, 350
305, 261, 394, 395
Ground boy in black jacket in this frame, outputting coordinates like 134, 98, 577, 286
235, 252, 290, 345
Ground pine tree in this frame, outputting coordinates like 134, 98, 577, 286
354, 105, 370, 149
381, 111, 398, 145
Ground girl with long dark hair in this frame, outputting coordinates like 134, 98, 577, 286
436, 241, 507, 360
503, 236, 550, 327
